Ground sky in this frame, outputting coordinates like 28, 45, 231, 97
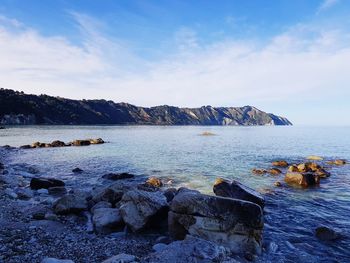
0, 0, 350, 125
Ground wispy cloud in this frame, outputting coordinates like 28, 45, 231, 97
317, 0, 339, 13
0, 12, 349, 124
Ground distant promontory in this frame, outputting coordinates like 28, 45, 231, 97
0, 88, 292, 126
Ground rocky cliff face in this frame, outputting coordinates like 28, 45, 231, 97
0, 88, 292, 125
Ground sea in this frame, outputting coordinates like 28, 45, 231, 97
1, 125, 350, 262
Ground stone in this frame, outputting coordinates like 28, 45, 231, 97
45, 213, 59, 221
284, 172, 320, 187
327, 159, 347, 165
20, 144, 32, 149
146, 176, 163, 187
274, 181, 282, 187
101, 254, 137, 263
288, 165, 299, 172
314, 168, 331, 178
213, 178, 265, 208
48, 186, 67, 196
16, 188, 33, 200
5, 188, 18, 199
152, 243, 168, 252
30, 177, 65, 190
72, 168, 83, 173
267, 168, 282, 175
144, 236, 230, 263
91, 182, 134, 205
307, 156, 323, 161
31, 142, 46, 148
32, 211, 46, 220
89, 138, 105, 144
169, 189, 263, 255
41, 258, 74, 263
163, 188, 177, 202
272, 160, 289, 167
92, 208, 124, 234
315, 226, 340, 241
0, 162, 4, 170
50, 140, 66, 147
119, 189, 168, 232
251, 169, 267, 175
155, 236, 172, 245
71, 140, 91, 146
91, 201, 112, 213
37, 189, 49, 195
53, 194, 88, 215
102, 172, 134, 180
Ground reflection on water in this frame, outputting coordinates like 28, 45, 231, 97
1, 125, 350, 262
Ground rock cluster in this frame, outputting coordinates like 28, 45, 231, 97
19, 138, 105, 149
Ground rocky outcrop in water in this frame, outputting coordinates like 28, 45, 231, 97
0, 88, 292, 126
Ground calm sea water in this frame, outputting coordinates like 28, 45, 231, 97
1, 125, 350, 262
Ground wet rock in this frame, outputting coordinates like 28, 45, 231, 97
92, 208, 124, 234
16, 188, 33, 200
119, 189, 168, 232
315, 226, 340, 241
70, 140, 91, 146
20, 144, 32, 149
102, 172, 134, 180
288, 165, 299, 172
307, 155, 323, 161
41, 258, 74, 263
37, 189, 49, 195
72, 168, 83, 173
169, 188, 263, 255
272, 160, 289, 167
267, 168, 282, 175
89, 138, 105, 144
213, 178, 265, 208
200, 131, 216, 136
91, 182, 134, 205
31, 142, 47, 148
314, 168, 331, 178
145, 176, 163, 188
163, 188, 177, 202
53, 194, 88, 215
155, 236, 172, 245
48, 186, 67, 196
284, 172, 320, 187
274, 181, 282, 187
50, 140, 66, 147
101, 254, 137, 263
327, 159, 347, 165
30, 177, 65, 190
251, 169, 267, 175
91, 201, 112, 213
144, 236, 230, 263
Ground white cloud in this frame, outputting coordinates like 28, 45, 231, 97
318, 0, 339, 13
0, 13, 349, 125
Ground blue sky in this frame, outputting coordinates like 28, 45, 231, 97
0, 0, 350, 125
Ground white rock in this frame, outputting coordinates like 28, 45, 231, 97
37, 189, 49, 195
92, 208, 123, 234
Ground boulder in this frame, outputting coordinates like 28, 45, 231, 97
50, 140, 66, 147
119, 189, 168, 232
272, 160, 288, 167
92, 208, 124, 234
30, 178, 65, 190
101, 254, 137, 263
31, 142, 46, 148
327, 159, 346, 165
53, 194, 88, 215
163, 188, 177, 202
288, 165, 299, 172
91, 201, 112, 213
20, 144, 32, 149
72, 168, 83, 173
274, 181, 282, 187
48, 186, 67, 196
146, 176, 163, 187
71, 140, 91, 146
251, 169, 267, 175
41, 258, 74, 263
91, 182, 134, 205
16, 188, 33, 200
89, 138, 105, 144
315, 226, 340, 241
314, 168, 331, 178
284, 172, 320, 187
169, 188, 263, 255
144, 235, 230, 263
307, 156, 323, 161
213, 178, 265, 208
102, 172, 134, 180
267, 168, 282, 175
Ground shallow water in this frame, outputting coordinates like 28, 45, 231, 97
1, 125, 350, 262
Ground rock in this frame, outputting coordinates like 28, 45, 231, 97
272, 160, 289, 167
169, 188, 263, 255
30, 177, 65, 190
0, 162, 4, 170
50, 140, 66, 147
48, 186, 67, 196
89, 138, 105, 144
41, 258, 74, 263
200, 131, 216, 136
101, 254, 137, 263
119, 189, 168, 232
91, 201, 112, 213
72, 168, 83, 173
251, 169, 267, 175
267, 168, 282, 175
327, 159, 347, 165
288, 165, 299, 172
53, 194, 88, 215
37, 189, 49, 195
152, 243, 168, 252
102, 172, 134, 180
31, 142, 46, 148
32, 211, 46, 220
307, 156, 323, 161
213, 178, 265, 208
314, 168, 331, 178
92, 208, 124, 234
45, 212, 59, 221
91, 182, 134, 205
5, 188, 18, 199
284, 172, 320, 187
144, 236, 230, 263
163, 188, 177, 202
146, 176, 163, 187
71, 140, 91, 146
315, 226, 340, 241
155, 236, 172, 245
274, 181, 282, 187
20, 144, 32, 149
16, 188, 33, 200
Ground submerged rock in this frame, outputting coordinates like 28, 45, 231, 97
70, 140, 91, 146
169, 187, 263, 255
307, 155, 323, 161
92, 208, 124, 234
213, 178, 265, 208
50, 140, 66, 147
315, 226, 340, 241
102, 172, 135, 180
284, 172, 320, 187
272, 160, 289, 167
30, 177, 65, 190
89, 138, 105, 144
145, 176, 163, 188
119, 189, 168, 232
327, 159, 347, 165
53, 194, 88, 215
267, 168, 282, 175
251, 169, 267, 175
274, 181, 282, 187
72, 167, 83, 173
288, 165, 299, 172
